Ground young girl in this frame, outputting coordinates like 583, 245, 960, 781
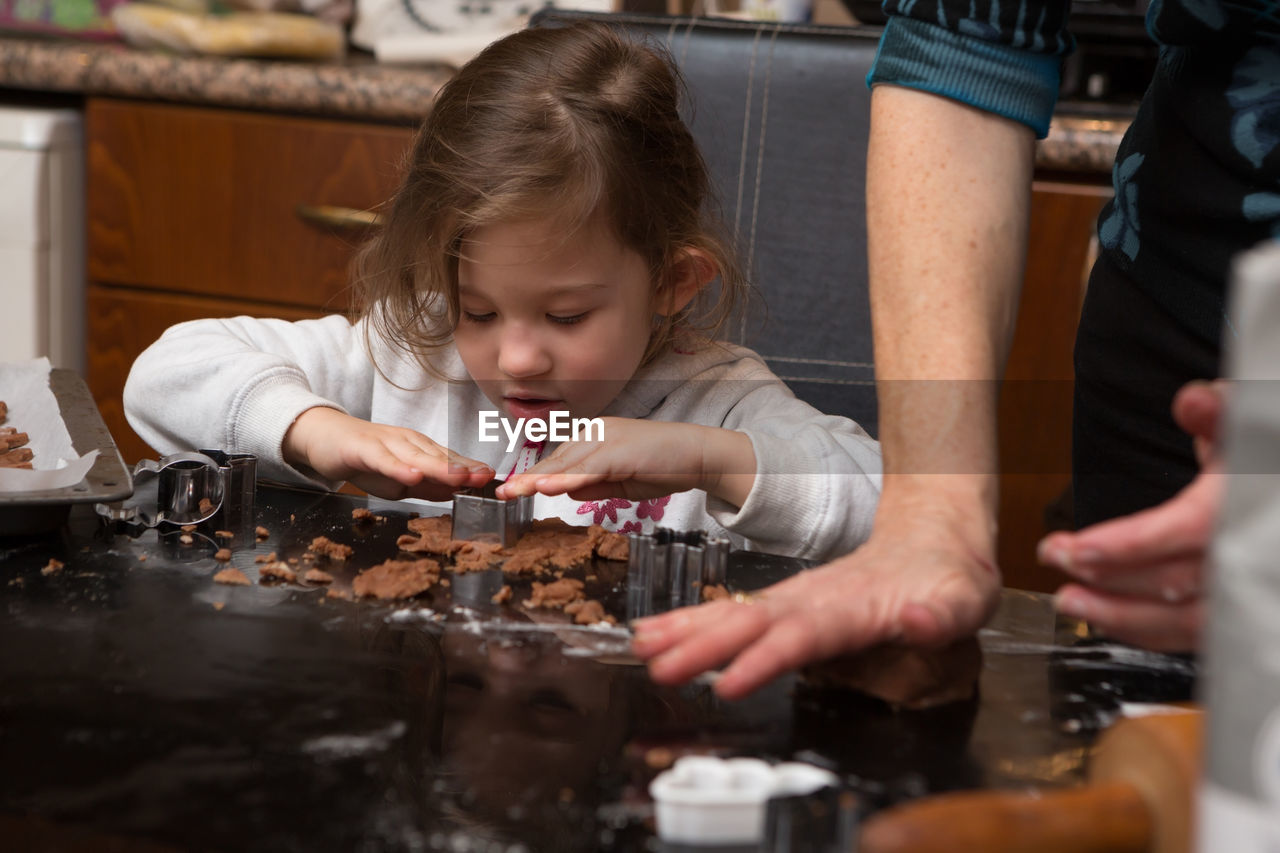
124, 22, 882, 560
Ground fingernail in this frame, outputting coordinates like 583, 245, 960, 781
1037, 540, 1068, 568
632, 631, 657, 652
1075, 549, 1104, 564
1054, 590, 1089, 620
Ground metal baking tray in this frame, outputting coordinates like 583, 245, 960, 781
0, 369, 133, 536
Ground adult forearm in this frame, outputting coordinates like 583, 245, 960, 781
867, 85, 1035, 526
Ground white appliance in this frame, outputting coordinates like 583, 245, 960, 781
0, 105, 85, 372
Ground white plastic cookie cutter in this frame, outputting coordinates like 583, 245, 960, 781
649, 756, 839, 845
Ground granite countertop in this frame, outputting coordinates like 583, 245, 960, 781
0, 34, 1131, 171
0, 34, 449, 124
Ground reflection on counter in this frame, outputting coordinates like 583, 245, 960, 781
0, 485, 1197, 851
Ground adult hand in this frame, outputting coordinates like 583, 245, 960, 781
283, 406, 494, 501
630, 483, 1002, 700
1038, 380, 1226, 652
496, 417, 756, 507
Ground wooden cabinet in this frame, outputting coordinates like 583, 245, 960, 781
86, 98, 415, 463
997, 179, 1112, 592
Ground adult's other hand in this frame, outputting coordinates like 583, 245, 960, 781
1039, 380, 1226, 651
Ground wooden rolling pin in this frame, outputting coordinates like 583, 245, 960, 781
860, 708, 1202, 853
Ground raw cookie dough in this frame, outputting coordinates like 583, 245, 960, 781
352, 558, 441, 600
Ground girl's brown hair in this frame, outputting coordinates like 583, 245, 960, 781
354, 21, 747, 376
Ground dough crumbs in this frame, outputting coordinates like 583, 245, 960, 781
214, 548, 232, 562
180, 524, 197, 533
304, 568, 334, 584
397, 515, 454, 554
254, 552, 277, 564
452, 540, 507, 573
308, 536, 353, 561
491, 584, 512, 604
179, 534, 193, 545
198, 498, 216, 516
351, 507, 383, 522
41, 558, 64, 576
255, 526, 270, 541
352, 558, 441, 600
214, 568, 251, 586
138, 554, 147, 562
523, 578, 585, 610
214, 530, 234, 540
326, 587, 351, 601
595, 531, 630, 562
702, 584, 730, 602
259, 561, 298, 583
564, 599, 616, 626
212, 601, 225, 611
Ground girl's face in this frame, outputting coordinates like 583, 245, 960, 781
454, 215, 656, 422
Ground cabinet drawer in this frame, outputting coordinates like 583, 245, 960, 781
87, 284, 324, 464
87, 99, 415, 310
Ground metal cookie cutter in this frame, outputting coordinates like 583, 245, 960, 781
450, 480, 533, 546
627, 526, 729, 620
94, 450, 256, 529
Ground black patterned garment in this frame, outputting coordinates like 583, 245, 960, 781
869, 0, 1280, 350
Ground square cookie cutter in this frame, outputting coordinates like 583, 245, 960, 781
627, 526, 729, 620
450, 480, 533, 546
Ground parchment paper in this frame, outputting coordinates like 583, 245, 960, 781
0, 358, 99, 492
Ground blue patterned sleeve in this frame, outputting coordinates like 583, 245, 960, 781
867, 0, 1074, 138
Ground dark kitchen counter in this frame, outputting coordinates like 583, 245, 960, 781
0, 484, 1195, 851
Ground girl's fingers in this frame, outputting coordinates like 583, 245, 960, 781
497, 453, 579, 497
1053, 584, 1204, 652
530, 471, 602, 496
383, 438, 488, 487
565, 483, 636, 502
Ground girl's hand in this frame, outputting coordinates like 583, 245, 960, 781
495, 417, 756, 506
1037, 380, 1226, 652
283, 407, 494, 501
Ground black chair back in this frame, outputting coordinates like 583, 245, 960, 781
534, 10, 882, 433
